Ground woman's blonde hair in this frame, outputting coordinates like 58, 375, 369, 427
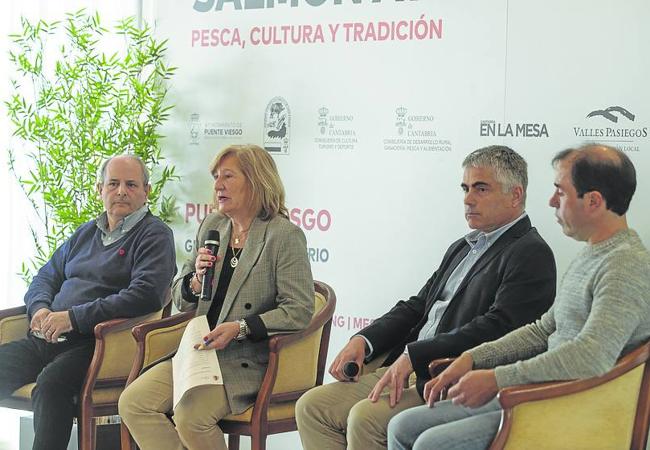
209, 144, 288, 220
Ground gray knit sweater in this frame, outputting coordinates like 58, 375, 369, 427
469, 229, 650, 388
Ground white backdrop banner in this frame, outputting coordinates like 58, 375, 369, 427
146, 0, 649, 447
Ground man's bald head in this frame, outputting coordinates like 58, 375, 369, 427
99, 154, 149, 186
552, 144, 636, 216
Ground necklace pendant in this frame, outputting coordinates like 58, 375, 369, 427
230, 256, 239, 268
234, 237, 240, 245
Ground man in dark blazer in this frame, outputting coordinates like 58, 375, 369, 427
296, 145, 557, 450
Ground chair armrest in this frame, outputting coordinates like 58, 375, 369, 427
0, 305, 27, 320
0, 305, 28, 344
428, 357, 455, 378
94, 312, 162, 340
125, 311, 195, 388
426, 358, 456, 401
497, 344, 650, 409
131, 310, 195, 342
498, 379, 591, 408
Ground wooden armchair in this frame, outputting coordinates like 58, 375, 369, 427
427, 341, 650, 450
120, 280, 336, 450
0, 293, 171, 450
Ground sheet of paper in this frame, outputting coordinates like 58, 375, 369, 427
172, 315, 223, 409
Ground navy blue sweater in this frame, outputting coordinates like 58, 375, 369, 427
24, 213, 176, 335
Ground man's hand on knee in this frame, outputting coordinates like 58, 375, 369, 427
329, 336, 366, 382
367, 354, 413, 407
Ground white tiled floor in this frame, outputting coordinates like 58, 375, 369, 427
0, 410, 303, 449
0, 407, 24, 450
1, 405, 648, 450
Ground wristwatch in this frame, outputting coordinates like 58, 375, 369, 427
189, 272, 201, 297
235, 319, 250, 341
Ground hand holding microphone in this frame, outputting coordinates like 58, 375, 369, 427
342, 361, 360, 380
329, 336, 366, 382
193, 230, 220, 301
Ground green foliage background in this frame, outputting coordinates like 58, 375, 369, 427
6, 10, 179, 282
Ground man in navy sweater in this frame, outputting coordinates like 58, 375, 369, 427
0, 155, 176, 450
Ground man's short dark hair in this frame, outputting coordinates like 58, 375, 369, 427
552, 145, 636, 215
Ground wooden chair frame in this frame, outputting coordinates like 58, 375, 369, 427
120, 280, 336, 450
427, 341, 650, 450
0, 295, 171, 450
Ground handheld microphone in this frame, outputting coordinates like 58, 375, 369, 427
200, 230, 220, 301
343, 361, 360, 380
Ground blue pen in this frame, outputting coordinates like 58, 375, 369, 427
195, 336, 214, 350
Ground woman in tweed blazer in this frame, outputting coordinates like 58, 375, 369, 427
120, 144, 314, 450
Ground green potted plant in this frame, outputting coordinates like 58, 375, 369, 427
6, 9, 178, 282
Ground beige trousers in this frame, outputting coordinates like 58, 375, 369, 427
118, 359, 232, 450
296, 367, 425, 450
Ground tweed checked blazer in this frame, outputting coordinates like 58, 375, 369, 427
172, 213, 314, 414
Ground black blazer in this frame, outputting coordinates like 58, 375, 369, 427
358, 216, 556, 395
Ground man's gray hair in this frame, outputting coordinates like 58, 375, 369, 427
98, 154, 149, 185
462, 145, 528, 205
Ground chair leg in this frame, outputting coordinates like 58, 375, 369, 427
250, 432, 266, 450
120, 422, 136, 450
78, 415, 96, 450
228, 434, 240, 450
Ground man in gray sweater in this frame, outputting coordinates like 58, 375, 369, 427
387, 144, 650, 450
